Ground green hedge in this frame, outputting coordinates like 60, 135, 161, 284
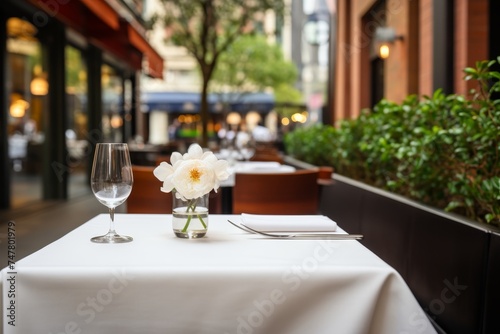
284, 59, 500, 226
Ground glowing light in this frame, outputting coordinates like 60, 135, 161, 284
226, 112, 241, 125
245, 111, 261, 127
291, 112, 308, 123
379, 44, 390, 59
110, 115, 123, 128
30, 77, 48, 95
10, 99, 29, 118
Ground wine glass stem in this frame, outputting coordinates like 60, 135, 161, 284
108, 207, 116, 235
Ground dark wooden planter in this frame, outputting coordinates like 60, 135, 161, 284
316, 173, 500, 334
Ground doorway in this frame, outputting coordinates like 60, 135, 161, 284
66, 44, 90, 198
6, 17, 47, 208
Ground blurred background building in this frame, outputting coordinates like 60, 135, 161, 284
0, 0, 163, 209
139, 0, 333, 148
333, 0, 499, 122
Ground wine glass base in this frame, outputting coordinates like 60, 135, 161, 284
91, 233, 133, 244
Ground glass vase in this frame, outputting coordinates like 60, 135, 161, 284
172, 192, 209, 239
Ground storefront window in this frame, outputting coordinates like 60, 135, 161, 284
65, 45, 89, 197
6, 17, 46, 207
101, 64, 123, 142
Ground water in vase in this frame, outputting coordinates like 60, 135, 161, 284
172, 206, 209, 238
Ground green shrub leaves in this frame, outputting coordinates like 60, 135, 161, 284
284, 59, 500, 226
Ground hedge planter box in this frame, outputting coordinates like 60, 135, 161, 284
317, 173, 500, 334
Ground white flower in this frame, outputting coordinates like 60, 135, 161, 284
154, 144, 229, 200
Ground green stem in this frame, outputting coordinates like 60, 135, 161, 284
181, 198, 207, 232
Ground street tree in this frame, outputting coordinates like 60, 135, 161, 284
151, 0, 285, 147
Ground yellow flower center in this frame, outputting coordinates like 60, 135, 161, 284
189, 168, 202, 183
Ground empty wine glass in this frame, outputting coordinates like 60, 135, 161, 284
90, 143, 133, 243
240, 147, 255, 161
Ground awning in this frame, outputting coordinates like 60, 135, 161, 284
217, 92, 276, 113
28, 0, 164, 79
127, 24, 164, 79
142, 92, 275, 114
142, 92, 209, 113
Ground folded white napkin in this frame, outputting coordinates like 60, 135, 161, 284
241, 214, 337, 232
235, 161, 281, 170
233, 162, 296, 174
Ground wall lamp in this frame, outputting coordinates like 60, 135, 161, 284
374, 27, 403, 59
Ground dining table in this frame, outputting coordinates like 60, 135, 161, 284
1, 214, 437, 334
221, 161, 296, 187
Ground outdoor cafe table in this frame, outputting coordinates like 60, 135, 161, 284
1, 214, 437, 334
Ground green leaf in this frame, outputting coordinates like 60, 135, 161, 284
446, 201, 463, 211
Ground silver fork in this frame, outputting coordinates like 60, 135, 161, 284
227, 220, 363, 240
227, 219, 255, 233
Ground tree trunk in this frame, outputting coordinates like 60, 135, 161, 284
200, 78, 210, 147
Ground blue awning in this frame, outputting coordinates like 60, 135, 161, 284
141, 91, 275, 114
141, 92, 206, 113
216, 92, 275, 113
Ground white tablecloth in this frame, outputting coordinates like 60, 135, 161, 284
1, 214, 436, 334
222, 162, 296, 187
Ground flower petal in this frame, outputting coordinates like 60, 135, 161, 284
213, 160, 230, 181
172, 159, 186, 171
153, 162, 173, 181
202, 152, 217, 164
170, 152, 182, 165
160, 177, 175, 193
182, 143, 203, 160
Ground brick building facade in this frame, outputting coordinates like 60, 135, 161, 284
332, 0, 496, 123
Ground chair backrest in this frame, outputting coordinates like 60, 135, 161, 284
249, 146, 284, 163
232, 169, 320, 214
127, 165, 172, 213
155, 154, 171, 166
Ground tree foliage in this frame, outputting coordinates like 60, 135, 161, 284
212, 35, 297, 92
150, 0, 285, 146
211, 34, 301, 113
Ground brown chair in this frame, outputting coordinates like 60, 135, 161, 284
155, 154, 171, 166
317, 166, 335, 185
127, 165, 172, 213
249, 146, 284, 163
127, 165, 223, 214
232, 169, 321, 214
